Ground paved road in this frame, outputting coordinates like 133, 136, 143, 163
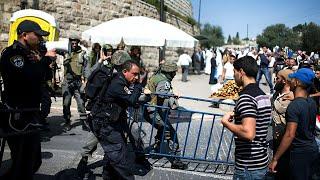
0, 73, 271, 179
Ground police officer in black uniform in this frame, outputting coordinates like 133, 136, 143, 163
39, 58, 55, 130
0, 20, 56, 180
91, 60, 145, 180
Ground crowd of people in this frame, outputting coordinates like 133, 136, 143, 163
0, 19, 320, 180
214, 47, 320, 180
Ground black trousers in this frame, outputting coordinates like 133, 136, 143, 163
92, 119, 134, 180
2, 132, 42, 180
40, 84, 52, 121
289, 150, 318, 180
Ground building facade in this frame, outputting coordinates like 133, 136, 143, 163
164, 0, 193, 17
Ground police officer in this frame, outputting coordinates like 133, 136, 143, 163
130, 46, 148, 87
77, 44, 115, 178
39, 60, 55, 130
0, 20, 56, 180
91, 60, 146, 180
62, 34, 87, 131
145, 61, 188, 170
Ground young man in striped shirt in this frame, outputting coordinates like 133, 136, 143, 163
221, 56, 272, 180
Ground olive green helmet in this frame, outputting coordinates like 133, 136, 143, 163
102, 44, 113, 51
161, 61, 178, 72
69, 33, 80, 42
111, 50, 131, 65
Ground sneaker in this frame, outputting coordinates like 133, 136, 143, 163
171, 160, 188, 170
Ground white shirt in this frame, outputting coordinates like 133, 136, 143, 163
215, 49, 223, 78
224, 62, 234, 80
177, 53, 192, 66
205, 50, 213, 74
269, 57, 276, 67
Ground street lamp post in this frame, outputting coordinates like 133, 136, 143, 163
159, 0, 165, 64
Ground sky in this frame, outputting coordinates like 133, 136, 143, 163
191, 0, 320, 40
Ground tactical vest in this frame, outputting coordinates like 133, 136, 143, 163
147, 73, 169, 105
64, 51, 84, 76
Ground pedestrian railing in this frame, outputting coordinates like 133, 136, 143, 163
127, 94, 236, 173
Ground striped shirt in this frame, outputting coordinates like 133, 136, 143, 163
233, 83, 271, 170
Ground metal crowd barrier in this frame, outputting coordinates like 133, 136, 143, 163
127, 94, 236, 168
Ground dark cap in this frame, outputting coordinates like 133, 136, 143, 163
17, 20, 50, 36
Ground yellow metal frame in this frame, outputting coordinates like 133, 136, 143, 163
8, 16, 59, 46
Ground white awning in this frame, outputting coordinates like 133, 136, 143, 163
82, 16, 198, 48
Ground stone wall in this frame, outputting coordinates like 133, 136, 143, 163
0, 0, 199, 67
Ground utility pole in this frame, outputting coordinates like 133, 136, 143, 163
247, 24, 249, 40
20, 0, 28, 9
246, 24, 249, 45
198, 0, 202, 25
159, 0, 165, 64
33, 0, 39, 9
160, 0, 164, 22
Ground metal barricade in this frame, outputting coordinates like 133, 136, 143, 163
127, 94, 236, 173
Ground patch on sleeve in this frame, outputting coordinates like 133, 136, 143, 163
124, 86, 132, 94
10, 55, 24, 68
164, 82, 171, 90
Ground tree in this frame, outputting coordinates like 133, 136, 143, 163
227, 35, 232, 44
302, 22, 320, 52
200, 23, 224, 48
256, 24, 300, 50
232, 32, 241, 45
293, 23, 307, 33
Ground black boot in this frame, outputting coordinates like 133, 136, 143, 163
76, 156, 88, 178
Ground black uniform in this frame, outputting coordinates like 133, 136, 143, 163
91, 73, 142, 180
0, 41, 52, 180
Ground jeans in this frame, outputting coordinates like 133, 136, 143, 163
256, 67, 274, 93
181, 65, 189, 82
233, 167, 267, 180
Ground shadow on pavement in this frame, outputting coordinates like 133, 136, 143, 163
40, 115, 86, 142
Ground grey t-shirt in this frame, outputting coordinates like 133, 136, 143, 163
286, 97, 318, 152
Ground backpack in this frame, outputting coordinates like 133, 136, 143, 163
84, 64, 113, 110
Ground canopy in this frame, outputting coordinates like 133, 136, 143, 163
82, 16, 198, 48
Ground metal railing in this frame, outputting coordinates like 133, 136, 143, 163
127, 94, 236, 167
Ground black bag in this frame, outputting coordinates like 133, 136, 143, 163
85, 64, 113, 101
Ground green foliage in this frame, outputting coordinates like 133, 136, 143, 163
227, 35, 232, 44
257, 22, 320, 51
236, 32, 239, 39
302, 22, 320, 52
232, 32, 241, 45
144, 0, 198, 26
256, 24, 300, 50
186, 16, 197, 26
200, 23, 224, 48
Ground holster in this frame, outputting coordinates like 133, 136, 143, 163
91, 102, 122, 123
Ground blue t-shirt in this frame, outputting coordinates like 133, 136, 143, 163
286, 97, 318, 152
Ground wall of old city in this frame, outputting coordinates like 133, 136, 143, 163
0, 0, 199, 67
